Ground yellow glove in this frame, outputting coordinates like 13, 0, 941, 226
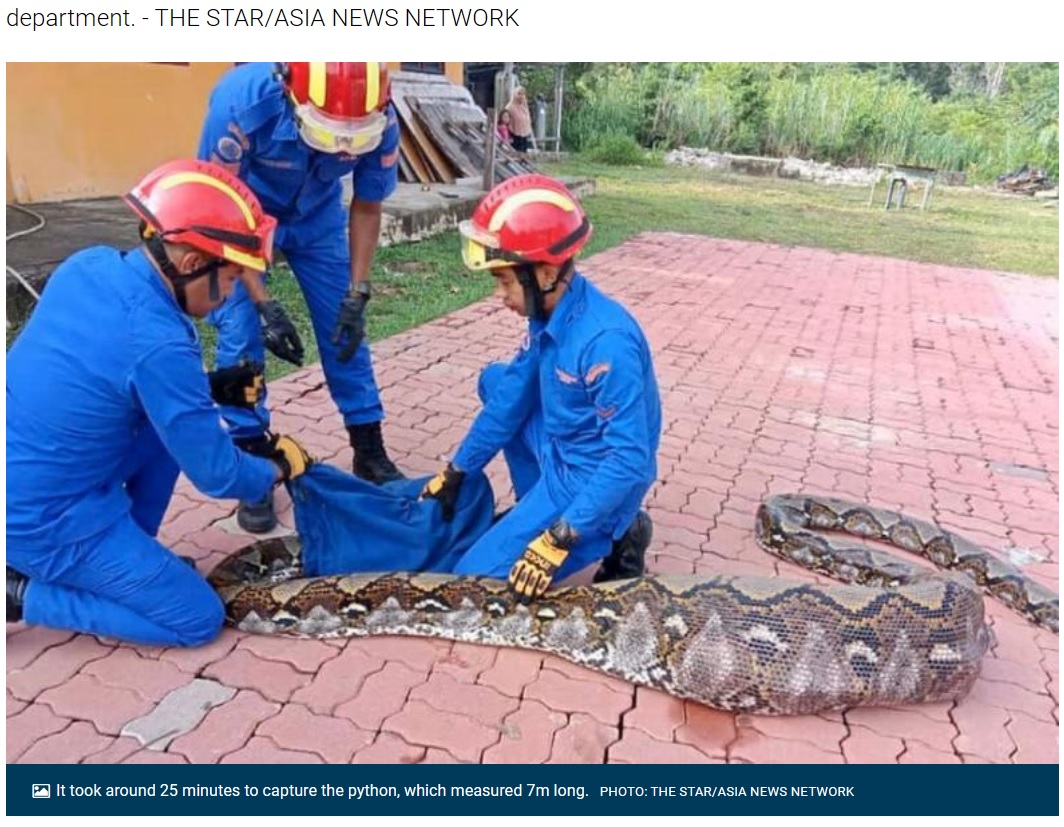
508, 522, 578, 604
419, 463, 466, 522
271, 434, 313, 482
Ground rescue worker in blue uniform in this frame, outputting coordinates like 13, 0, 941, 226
6, 160, 313, 646
198, 61, 406, 535
420, 174, 661, 602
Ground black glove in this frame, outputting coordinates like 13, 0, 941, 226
331, 289, 368, 364
419, 463, 466, 522
256, 300, 304, 366
208, 361, 265, 410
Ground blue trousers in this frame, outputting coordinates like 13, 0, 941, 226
452, 363, 612, 579
8, 427, 224, 647
208, 226, 384, 440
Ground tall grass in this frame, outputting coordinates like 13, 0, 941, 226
561, 64, 1058, 181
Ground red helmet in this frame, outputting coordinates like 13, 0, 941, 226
281, 62, 391, 155
123, 159, 276, 272
459, 174, 592, 270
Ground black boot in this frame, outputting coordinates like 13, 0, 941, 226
348, 422, 407, 484
237, 488, 277, 534
234, 436, 279, 534
593, 511, 653, 583
7, 567, 28, 623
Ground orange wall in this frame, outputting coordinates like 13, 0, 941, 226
6, 63, 234, 203
7, 62, 465, 203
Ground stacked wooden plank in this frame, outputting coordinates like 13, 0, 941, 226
390, 71, 537, 185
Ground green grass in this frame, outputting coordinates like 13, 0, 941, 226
196, 234, 495, 381
543, 159, 1059, 278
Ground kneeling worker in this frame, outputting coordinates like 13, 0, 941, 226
421, 174, 661, 602
6, 159, 311, 646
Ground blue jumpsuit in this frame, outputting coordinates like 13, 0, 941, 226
6, 248, 279, 646
198, 62, 400, 439
451, 272, 662, 579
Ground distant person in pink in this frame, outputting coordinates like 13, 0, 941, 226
496, 109, 513, 146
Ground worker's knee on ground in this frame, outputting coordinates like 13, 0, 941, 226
477, 362, 507, 404
170, 590, 226, 647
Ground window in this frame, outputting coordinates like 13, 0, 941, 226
400, 63, 445, 75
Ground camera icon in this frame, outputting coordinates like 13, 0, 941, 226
32, 784, 51, 799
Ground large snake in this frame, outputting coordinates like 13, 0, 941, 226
208, 494, 1058, 715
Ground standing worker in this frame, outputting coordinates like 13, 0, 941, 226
420, 174, 660, 602
199, 61, 406, 534
6, 160, 312, 646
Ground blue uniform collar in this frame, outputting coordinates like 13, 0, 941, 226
272, 100, 300, 143
124, 246, 184, 313
542, 270, 586, 343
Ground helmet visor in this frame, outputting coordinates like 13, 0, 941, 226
459, 221, 522, 271
200, 213, 277, 272
294, 103, 386, 156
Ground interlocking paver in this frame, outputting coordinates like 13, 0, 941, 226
484, 700, 567, 764
524, 665, 633, 724
352, 731, 426, 764
7, 635, 114, 701
409, 672, 519, 726
622, 687, 686, 741
289, 642, 385, 714
17, 720, 114, 764
220, 735, 323, 763
840, 725, 903, 764
382, 699, 500, 763
121, 678, 236, 751
203, 647, 311, 703
432, 641, 499, 684
743, 712, 847, 754
168, 689, 280, 764
6, 234, 1057, 765
334, 661, 428, 730
729, 725, 845, 764
1007, 711, 1060, 763
37, 674, 152, 735
237, 635, 341, 674
477, 648, 543, 698
83, 648, 192, 702
256, 702, 373, 762
547, 712, 618, 764
898, 741, 961, 763
6, 625, 78, 671
7, 703, 72, 761
610, 728, 723, 763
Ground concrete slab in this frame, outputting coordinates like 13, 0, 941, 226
6, 233, 1058, 764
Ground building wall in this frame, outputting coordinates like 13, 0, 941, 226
6, 63, 234, 203
6, 62, 464, 204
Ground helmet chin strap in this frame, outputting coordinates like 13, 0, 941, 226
144, 233, 223, 313
517, 260, 574, 322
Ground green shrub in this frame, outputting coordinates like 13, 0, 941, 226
583, 133, 647, 165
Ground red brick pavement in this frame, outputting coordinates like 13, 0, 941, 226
7, 234, 1058, 764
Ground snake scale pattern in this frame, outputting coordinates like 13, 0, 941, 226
208, 494, 1058, 715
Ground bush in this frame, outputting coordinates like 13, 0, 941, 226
583, 133, 647, 165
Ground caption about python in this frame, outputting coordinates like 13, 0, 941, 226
44, 782, 857, 801
6, 6, 521, 31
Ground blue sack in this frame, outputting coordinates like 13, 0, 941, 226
288, 464, 496, 577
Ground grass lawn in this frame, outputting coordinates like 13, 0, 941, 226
245, 159, 1056, 381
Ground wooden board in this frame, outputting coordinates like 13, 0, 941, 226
398, 129, 433, 184
388, 71, 536, 184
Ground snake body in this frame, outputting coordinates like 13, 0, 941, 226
208, 494, 1058, 715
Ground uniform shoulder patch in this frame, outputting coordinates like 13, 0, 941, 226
216, 134, 244, 163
